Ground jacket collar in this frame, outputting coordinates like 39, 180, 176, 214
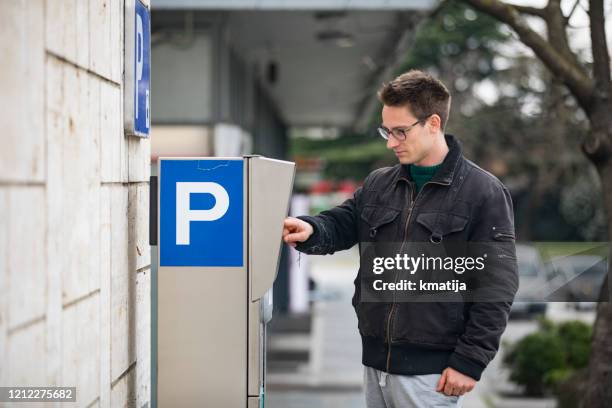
395, 134, 463, 186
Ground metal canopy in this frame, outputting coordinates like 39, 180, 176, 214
152, 2, 437, 130
152, 0, 435, 11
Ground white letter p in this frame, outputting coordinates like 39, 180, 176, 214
176, 182, 229, 245
135, 14, 143, 119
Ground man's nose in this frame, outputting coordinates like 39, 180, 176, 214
386, 136, 399, 149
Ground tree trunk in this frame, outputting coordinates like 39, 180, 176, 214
583, 109, 612, 406
583, 276, 612, 407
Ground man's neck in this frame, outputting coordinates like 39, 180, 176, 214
414, 134, 449, 167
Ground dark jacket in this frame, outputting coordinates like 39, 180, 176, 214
295, 134, 518, 381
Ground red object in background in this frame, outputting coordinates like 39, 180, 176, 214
294, 156, 324, 172
309, 180, 334, 194
309, 179, 360, 195
337, 180, 357, 194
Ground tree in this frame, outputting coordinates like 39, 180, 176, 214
459, 1, 611, 406
400, 0, 603, 241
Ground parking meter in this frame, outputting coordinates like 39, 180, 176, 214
152, 156, 295, 407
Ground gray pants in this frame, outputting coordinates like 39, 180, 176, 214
364, 366, 463, 408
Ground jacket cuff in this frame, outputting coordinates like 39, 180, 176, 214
294, 216, 322, 253
447, 352, 485, 381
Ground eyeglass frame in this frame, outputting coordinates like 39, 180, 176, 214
377, 114, 432, 141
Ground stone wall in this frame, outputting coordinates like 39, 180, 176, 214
0, 1, 151, 407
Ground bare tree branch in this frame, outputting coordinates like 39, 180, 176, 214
589, 0, 611, 93
546, 0, 583, 68
513, 4, 546, 18
463, 0, 594, 112
564, 0, 582, 23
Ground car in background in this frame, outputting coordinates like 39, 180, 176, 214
550, 255, 608, 310
510, 244, 549, 318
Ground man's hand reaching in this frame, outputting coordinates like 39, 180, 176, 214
283, 217, 314, 247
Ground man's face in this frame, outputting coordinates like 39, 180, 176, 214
381, 104, 434, 165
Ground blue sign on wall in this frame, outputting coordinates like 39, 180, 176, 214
134, 0, 150, 136
160, 160, 244, 267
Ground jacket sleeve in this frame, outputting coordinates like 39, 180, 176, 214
447, 183, 519, 381
294, 186, 363, 255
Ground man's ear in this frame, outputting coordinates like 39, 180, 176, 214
428, 114, 442, 135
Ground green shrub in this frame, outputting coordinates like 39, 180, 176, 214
544, 367, 572, 388
557, 320, 592, 369
504, 319, 592, 397
505, 331, 566, 396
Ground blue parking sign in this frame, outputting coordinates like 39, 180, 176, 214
160, 160, 244, 267
134, 0, 150, 136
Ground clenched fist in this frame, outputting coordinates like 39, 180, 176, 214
283, 217, 314, 247
436, 367, 476, 396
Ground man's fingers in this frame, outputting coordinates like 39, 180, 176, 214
443, 381, 454, 396
283, 217, 313, 245
283, 219, 303, 238
283, 217, 302, 230
437, 368, 477, 396
436, 370, 447, 392
284, 231, 308, 243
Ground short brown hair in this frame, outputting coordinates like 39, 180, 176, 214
378, 70, 451, 130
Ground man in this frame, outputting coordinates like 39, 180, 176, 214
283, 70, 518, 408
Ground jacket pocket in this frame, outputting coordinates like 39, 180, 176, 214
416, 212, 469, 243
360, 205, 401, 240
492, 227, 515, 242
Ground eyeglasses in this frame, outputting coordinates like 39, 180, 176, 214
377, 116, 430, 141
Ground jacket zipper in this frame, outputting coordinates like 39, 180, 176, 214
384, 178, 450, 372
